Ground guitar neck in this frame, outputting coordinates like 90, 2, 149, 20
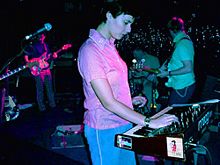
45, 49, 62, 61
142, 66, 161, 74
0, 65, 26, 81
54, 49, 62, 55
44, 44, 72, 62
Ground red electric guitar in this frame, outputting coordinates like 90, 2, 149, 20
29, 44, 72, 76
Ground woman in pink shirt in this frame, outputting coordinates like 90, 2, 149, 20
77, 1, 178, 164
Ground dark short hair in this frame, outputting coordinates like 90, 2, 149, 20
167, 16, 185, 32
99, 0, 137, 23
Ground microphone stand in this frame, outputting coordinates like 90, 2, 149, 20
0, 33, 34, 76
0, 49, 26, 75
0, 45, 29, 123
0, 35, 36, 123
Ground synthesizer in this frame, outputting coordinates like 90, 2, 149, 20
115, 99, 219, 161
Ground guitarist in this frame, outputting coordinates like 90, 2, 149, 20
24, 33, 57, 112
157, 17, 196, 106
130, 48, 160, 115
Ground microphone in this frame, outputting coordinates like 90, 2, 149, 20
25, 23, 52, 40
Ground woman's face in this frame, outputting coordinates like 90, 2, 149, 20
108, 13, 134, 40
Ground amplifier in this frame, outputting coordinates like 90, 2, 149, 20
51, 124, 85, 149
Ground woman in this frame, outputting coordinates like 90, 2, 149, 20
77, 1, 178, 164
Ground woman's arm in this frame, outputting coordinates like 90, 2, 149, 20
91, 78, 179, 128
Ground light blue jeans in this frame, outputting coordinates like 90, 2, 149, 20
84, 124, 136, 165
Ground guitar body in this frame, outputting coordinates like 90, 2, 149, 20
29, 52, 50, 76
29, 58, 49, 76
28, 44, 72, 76
30, 65, 42, 76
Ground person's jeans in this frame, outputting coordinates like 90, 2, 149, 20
168, 83, 196, 106
84, 124, 136, 165
35, 69, 56, 111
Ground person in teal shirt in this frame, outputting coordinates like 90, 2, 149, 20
157, 16, 196, 105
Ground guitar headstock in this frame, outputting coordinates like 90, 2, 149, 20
62, 44, 72, 50
131, 59, 144, 71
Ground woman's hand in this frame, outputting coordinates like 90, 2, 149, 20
149, 114, 179, 129
157, 70, 169, 78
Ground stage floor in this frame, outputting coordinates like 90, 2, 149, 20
0, 102, 220, 165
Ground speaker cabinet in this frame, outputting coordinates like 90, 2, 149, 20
201, 75, 220, 101
52, 66, 82, 94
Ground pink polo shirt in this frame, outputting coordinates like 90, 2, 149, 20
77, 29, 132, 129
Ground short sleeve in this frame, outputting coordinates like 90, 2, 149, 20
78, 44, 106, 84
177, 40, 194, 61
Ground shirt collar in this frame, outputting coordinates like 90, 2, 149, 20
173, 31, 189, 43
89, 29, 115, 49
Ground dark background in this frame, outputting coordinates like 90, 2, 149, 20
0, 0, 220, 102
1, 0, 219, 61
0, 1, 219, 164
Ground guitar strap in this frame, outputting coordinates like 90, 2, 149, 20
40, 43, 50, 71
165, 37, 192, 66
43, 43, 48, 52
42, 42, 49, 60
